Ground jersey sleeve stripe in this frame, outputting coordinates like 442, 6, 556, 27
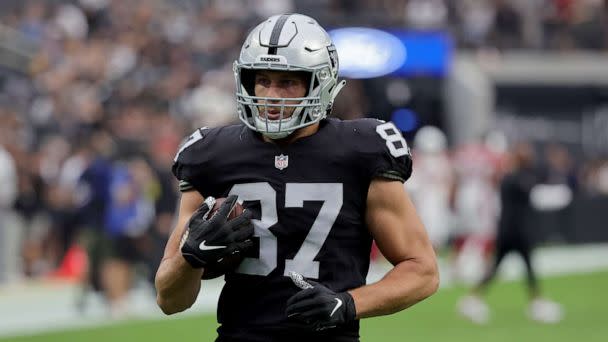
375, 170, 406, 183
179, 180, 195, 192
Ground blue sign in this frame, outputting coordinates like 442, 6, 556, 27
391, 108, 419, 132
329, 28, 407, 79
329, 28, 452, 79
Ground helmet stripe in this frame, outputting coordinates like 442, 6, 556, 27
268, 13, 292, 55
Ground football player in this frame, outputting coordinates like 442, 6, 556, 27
458, 142, 564, 324
155, 13, 438, 341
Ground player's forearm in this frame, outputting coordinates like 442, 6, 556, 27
349, 257, 439, 318
155, 254, 203, 315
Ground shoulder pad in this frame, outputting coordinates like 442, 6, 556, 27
350, 118, 413, 182
172, 127, 213, 187
171, 125, 247, 190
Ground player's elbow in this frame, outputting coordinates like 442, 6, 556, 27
428, 268, 440, 297
421, 257, 440, 300
156, 282, 195, 315
156, 294, 191, 315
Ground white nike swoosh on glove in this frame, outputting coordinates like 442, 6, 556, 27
330, 298, 343, 317
199, 240, 226, 250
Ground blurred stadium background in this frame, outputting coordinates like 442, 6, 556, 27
1, 0, 607, 341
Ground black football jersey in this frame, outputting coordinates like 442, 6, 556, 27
172, 118, 412, 341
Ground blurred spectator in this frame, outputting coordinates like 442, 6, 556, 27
580, 158, 608, 195
405, 0, 448, 30
569, 0, 608, 50
75, 128, 115, 309
406, 126, 454, 250
491, 0, 523, 49
541, 143, 577, 190
17, 2, 48, 44
98, 155, 156, 317
456, 0, 497, 48
525, 143, 577, 242
449, 133, 504, 284
458, 142, 564, 324
598, 160, 608, 194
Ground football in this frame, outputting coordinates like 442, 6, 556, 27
208, 196, 244, 220
201, 197, 247, 280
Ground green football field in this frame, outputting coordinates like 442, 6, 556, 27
2, 271, 606, 342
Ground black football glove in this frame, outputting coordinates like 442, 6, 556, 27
180, 195, 254, 269
285, 272, 357, 331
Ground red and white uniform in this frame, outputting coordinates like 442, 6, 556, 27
452, 143, 502, 240
407, 151, 454, 249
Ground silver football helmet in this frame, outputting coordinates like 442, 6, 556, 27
234, 13, 346, 139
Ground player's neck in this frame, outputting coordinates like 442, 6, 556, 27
262, 123, 320, 146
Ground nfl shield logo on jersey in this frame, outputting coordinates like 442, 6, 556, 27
275, 154, 289, 170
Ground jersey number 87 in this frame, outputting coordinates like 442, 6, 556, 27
229, 182, 342, 279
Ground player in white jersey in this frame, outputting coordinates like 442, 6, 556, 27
406, 126, 455, 251
450, 137, 503, 283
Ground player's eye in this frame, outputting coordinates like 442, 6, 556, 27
255, 76, 271, 87
279, 79, 299, 88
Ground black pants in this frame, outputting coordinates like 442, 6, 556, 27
478, 232, 539, 297
216, 324, 359, 342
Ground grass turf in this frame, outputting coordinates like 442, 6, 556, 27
2, 270, 606, 342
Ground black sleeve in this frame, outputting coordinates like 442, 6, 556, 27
171, 127, 212, 193
178, 179, 195, 192
357, 119, 413, 183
